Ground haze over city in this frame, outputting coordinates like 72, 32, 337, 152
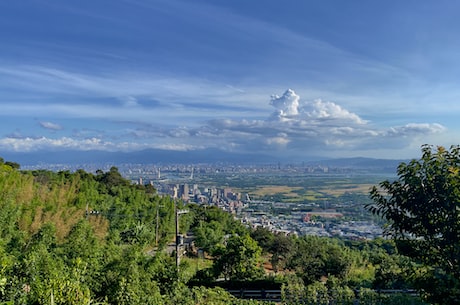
1, 1, 459, 162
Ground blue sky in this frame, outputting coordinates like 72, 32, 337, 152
1, 0, 459, 160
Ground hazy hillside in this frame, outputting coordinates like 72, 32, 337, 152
1, 149, 407, 171
306, 157, 408, 170
0, 148, 278, 166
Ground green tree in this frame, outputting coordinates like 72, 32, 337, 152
368, 145, 460, 305
4, 162, 19, 170
101, 244, 166, 305
193, 220, 225, 255
9, 224, 93, 305
269, 233, 294, 273
190, 204, 246, 236
287, 236, 351, 286
96, 166, 130, 192
372, 254, 414, 290
250, 226, 274, 253
213, 234, 264, 281
61, 220, 104, 297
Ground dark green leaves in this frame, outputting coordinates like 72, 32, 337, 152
367, 145, 460, 304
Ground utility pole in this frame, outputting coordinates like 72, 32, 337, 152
175, 200, 188, 271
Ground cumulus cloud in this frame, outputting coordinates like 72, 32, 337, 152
199, 89, 446, 156
269, 89, 366, 125
39, 121, 63, 131
270, 89, 300, 116
304, 99, 366, 124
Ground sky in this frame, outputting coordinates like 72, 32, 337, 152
1, 0, 460, 161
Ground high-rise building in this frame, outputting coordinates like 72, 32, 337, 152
179, 184, 189, 201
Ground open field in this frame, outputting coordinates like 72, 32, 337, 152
236, 181, 376, 203
244, 186, 304, 198
319, 183, 374, 196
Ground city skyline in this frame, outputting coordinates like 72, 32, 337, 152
1, 1, 459, 161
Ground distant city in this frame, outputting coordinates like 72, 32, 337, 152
22, 160, 393, 240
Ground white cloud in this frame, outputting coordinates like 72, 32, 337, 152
265, 134, 290, 147
168, 128, 190, 138
270, 89, 300, 116
0, 137, 107, 152
304, 99, 366, 124
268, 89, 366, 125
0, 135, 205, 153
386, 123, 446, 136
0, 65, 268, 127
152, 143, 201, 151
330, 127, 355, 135
0, 65, 259, 108
199, 89, 446, 156
39, 121, 63, 130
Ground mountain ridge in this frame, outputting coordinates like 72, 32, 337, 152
0, 149, 410, 171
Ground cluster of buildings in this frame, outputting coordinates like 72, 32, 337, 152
147, 179, 383, 240
153, 182, 245, 214
22, 162, 385, 240
239, 200, 383, 239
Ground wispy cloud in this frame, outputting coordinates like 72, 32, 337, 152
119, 96, 138, 107
0, 65, 264, 109
39, 121, 63, 131
0, 137, 106, 152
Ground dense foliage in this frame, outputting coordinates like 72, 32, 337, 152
0, 157, 428, 304
368, 145, 460, 305
0, 161, 262, 304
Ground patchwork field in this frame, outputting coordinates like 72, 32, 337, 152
247, 185, 303, 198
235, 180, 377, 203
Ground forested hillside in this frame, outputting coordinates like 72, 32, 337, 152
0, 158, 428, 304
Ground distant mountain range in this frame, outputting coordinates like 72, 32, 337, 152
304, 157, 408, 170
0, 148, 408, 170
0, 148, 276, 166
